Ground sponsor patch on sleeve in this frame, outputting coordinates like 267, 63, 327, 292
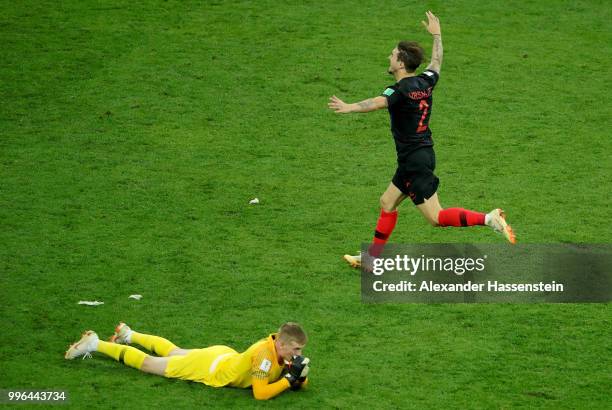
259, 359, 272, 372
424, 70, 435, 77
383, 87, 395, 96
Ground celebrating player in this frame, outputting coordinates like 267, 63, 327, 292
328, 11, 515, 268
65, 322, 309, 400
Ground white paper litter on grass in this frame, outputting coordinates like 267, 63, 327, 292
128, 294, 142, 300
78, 301, 104, 306
249, 198, 260, 204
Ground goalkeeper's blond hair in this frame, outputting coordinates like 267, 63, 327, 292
278, 322, 307, 345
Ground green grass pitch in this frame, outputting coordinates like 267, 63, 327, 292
1, 0, 610, 408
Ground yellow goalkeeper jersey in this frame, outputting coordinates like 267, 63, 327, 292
214, 333, 284, 388
164, 333, 285, 388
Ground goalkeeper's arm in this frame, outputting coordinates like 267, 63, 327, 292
251, 356, 310, 400
251, 377, 291, 400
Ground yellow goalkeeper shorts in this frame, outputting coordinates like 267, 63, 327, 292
164, 345, 237, 385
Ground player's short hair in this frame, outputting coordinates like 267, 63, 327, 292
397, 41, 424, 72
278, 322, 307, 345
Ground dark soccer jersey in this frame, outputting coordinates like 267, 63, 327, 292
381, 69, 439, 161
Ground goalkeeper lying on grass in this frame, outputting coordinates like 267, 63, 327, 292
65, 322, 309, 400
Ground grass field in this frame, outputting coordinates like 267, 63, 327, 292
1, 0, 611, 408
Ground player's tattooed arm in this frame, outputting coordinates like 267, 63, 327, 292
328, 95, 387, 113
428, 35, 443, 73
356, 98, 383, 111
422, 11, 443, 73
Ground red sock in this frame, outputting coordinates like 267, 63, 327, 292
368, 209, 398, 257
438, 208, 485, 227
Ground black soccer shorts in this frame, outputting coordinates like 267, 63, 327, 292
391, 146, 440, 205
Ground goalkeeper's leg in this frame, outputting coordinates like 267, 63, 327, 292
98, 341, 169, 375
65, 330, 169, 376
111, 323, 191, 357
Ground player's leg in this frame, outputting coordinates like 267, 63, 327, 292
434, 201, 486, 227
416, 192, 443, 226
380, 182, 409, 212
167, 348, 193, 356
409, 147, 516, 243
419, 192, 516, 244
139, 356, 170, 375
110, 322, 191, 357
344, 182, 407, 267
417, 192, 492, 228
370, 183, 407, 256
417, 192, 491, 228
96, 341, 171, 375
65, 330, 167, 375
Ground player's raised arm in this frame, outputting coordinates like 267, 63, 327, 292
422, 11, 443, 74
328, 95, 388, 114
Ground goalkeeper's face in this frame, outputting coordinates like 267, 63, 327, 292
278, 340, 305, 362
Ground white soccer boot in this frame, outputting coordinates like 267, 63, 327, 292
343, 253, 362, 268
65, 330, 99, 360
486, 209, 516, 244
109, 322, 132, 344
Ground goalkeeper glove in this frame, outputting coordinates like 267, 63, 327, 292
284, 355, 310, 389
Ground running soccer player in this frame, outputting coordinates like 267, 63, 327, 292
65, 322, 310, 401
328, 11, 515, 268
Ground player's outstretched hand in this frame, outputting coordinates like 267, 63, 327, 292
328, 95, 351, 114
421, 11, 441, 36
285, 355, 310, 389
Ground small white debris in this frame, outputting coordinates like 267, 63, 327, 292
249, 198, 260, 205
128, 294, 142, 300
78, 301, 104, 306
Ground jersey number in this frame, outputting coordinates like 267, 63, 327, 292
416, 99, 429, 133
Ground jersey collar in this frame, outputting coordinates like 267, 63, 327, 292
268, 333, 283, 365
